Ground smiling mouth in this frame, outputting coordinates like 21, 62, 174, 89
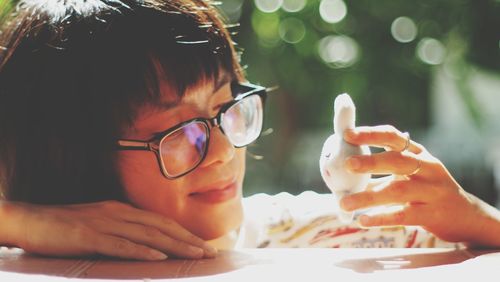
189, 181, 238, 203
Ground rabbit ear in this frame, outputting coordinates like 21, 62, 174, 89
333, 93, 356, 133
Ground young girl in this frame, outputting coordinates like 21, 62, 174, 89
0, 0, 499, 261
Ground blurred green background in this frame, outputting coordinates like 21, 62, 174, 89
217, 0, 500, 207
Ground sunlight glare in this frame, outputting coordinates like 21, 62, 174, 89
255, 0, 283, 13
319, 0, 347, 24
391, 16, 418, 43
417, 38, 446, 65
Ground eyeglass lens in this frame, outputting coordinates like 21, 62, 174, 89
158, 94, 263, 177
222, 94, 263, 147
159, 122, 208, 177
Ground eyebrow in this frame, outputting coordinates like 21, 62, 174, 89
155, 72, 233, 111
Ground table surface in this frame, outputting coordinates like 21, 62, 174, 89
1, 247, 500, 281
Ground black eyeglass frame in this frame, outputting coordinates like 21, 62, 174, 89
117, 81, 267, 179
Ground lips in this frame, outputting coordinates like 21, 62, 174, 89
189, 179, 238, 203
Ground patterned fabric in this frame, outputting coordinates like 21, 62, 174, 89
236, 191, 460, 249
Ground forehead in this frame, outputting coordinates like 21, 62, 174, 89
133, 66, 233, 123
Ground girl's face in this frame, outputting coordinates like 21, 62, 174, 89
115, 71, 245, 240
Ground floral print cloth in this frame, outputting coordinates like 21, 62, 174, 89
236, 191, 460, 249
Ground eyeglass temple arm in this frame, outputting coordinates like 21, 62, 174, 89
117, 140, 151, 151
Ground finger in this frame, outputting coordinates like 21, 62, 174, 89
118, 208, 217, 258
344, 125, 423, 154
92, 234, 168, 261
98, 221, 205, 259
358, 204, 424, 227
340, 180, 431, 211
345, 151, 428, 177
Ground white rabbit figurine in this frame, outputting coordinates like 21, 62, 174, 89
319, 93, 371, 223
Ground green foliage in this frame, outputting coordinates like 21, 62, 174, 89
0, 0, 15, 24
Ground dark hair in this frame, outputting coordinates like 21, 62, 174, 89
0, 0, 243, 204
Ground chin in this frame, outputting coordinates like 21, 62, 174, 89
192, 201, 244, 240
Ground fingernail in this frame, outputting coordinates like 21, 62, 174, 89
340, 196, 353, 211
189, 246, 204, 258
359, 215, 371, 226
344, 129, 358, 139
345, 157, 361, 170
354, 216, 370, 229
149, 250, 168, 260
203, 243, 218, 258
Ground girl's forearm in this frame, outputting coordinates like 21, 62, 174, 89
0, 200, 21, 247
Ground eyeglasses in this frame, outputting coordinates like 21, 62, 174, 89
117, 82, 267, 179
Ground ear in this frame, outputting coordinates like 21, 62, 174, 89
333, 93, 356, 133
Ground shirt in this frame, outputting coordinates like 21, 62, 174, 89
235, 191, 460, 249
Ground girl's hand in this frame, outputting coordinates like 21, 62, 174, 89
339, 125, 500, 247
0, 200, 217, 260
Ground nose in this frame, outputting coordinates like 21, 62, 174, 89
199, 125, 235, 168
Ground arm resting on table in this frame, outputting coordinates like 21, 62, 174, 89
0, 200, 22, 248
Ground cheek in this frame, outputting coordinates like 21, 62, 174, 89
236, 148, 246, 178
114, 151, 185, 215
114, 147, 247, 238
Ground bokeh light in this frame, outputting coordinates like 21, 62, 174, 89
318, 35, 359, 68
416, 37, 446, 65
282, 0, 307, 13
319, 0, 347, 24
279, 18, 306, 44
391, 16, 418, 43
254, 0, 283, 13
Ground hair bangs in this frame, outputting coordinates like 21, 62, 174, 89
99, 0, 241, 129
